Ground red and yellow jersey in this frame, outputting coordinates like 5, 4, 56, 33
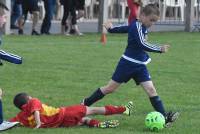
10, 98, 65, 128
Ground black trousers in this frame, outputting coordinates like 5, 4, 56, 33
41, 0, 56, 34
61, 0, 77, 26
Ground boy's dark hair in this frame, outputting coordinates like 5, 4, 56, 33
13, 93, 29, 110
141, 4, 160, 17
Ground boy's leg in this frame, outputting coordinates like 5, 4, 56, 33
85, 101, 133, 116
82, 80, 121, 106
0, 50, 22, 64
140, 81, 179, 126
80, 117, 119, 128
79, 117, 99, 127
140, 81, 165, 115
86, 106, 125, 116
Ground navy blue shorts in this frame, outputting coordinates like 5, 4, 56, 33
112, 58, 151, 85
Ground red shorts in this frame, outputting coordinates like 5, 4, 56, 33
61, 105, 87, 127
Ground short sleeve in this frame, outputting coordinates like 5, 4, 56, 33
27, 98, 42, 114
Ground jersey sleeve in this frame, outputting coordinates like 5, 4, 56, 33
108, 24, 129, 33
28, 98, 42, 114
130, 22, 162, 53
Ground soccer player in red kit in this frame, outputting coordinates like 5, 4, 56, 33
10, 93, 133, 129
101, 0, 143, 34
127, 0, 142, 24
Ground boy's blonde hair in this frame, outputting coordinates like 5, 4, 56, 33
141, 4, 160, 17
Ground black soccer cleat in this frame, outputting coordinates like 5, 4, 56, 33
165, 111, 179, 127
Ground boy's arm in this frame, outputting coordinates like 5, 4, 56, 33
0, 50, 22, 64
103, 21, 129, 33
133, 22, 170, 53
34, 111, 42, 129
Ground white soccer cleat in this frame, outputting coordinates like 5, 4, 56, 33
123, 101, 134, 116
0, 121, 19, 131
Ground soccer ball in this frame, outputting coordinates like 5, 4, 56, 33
145, 111, 165, 131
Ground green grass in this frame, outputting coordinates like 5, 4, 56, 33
0, 32, 200, 134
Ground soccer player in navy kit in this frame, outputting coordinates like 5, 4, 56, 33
82, 4, 179, 127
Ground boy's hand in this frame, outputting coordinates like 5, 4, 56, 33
34, 123, 42, 129
161, 45, 170, 53
103, 21, 113, 30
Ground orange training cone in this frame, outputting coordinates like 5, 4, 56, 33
100, 33, 107, 45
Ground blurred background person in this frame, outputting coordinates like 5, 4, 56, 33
60, 0, 82, 35
10, 0, 22, 29
75, 0, 85, 20
18, 0, 40, 35
55, 0, 62, 20
40, 0, 56, 35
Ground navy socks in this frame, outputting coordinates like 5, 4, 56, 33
84, 88, 105, 106
150, 96, 166, 116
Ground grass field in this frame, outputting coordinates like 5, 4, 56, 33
0, 32, 200, 134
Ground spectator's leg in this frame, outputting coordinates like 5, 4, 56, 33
18, 15, 25, 35
61, 0, 70, 34
11, 4, 22, 29
32, 11, 39, 34
18, 3, 27, 35
46, 0, 56, 34
41, 0, 55, 34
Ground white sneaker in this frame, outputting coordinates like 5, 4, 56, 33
0, 121, 19, 131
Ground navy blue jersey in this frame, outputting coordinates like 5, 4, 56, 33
109, 20, 161, 65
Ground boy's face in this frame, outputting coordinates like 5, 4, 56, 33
140, 13, 159, 28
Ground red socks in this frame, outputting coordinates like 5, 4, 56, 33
88, 119, 100, 127
87, 106, 126, 127
105, 105, 126, 115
